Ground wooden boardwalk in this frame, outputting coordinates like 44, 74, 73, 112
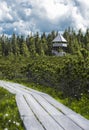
0, 80, 89, 130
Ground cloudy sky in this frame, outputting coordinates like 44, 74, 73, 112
0, 0, 89, 35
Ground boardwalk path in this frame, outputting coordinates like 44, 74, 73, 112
0, 80, 89, 130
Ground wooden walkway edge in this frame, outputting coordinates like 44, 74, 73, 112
0, 80, 89, 130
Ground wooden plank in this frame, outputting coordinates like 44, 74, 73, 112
16, 95, 44, 130
6, 82, 42, 95
53, 115, 82, 130
42, 95, 76, 115
3, 82, 30, 95
11, 82, 47, 95
42, 95, 89, 130
25, 94, 64, 130
3, 83, 22, 94
0, 80, 45, 95
32, 94, 82, 130
6, 83, 28, 94
32, 94, 63, 116
67, 114, 89, 130
9, 83, 36, 95
0, 82, 16, 94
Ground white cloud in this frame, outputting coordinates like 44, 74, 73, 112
0, 1, 13, 22
40, 0, 68, 20
24, 8, 31, 16
0, 0, 89, 35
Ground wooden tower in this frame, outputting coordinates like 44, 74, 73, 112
52, 34, 67, 56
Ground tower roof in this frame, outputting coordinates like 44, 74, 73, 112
52, 34, 67, 43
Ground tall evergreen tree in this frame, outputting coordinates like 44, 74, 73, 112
28, 36, 36, 56
11, 33, 19, 55
34, 32, 41, 55
21, 41, 30, 57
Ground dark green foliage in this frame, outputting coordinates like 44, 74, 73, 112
0, 31, 55, 57
24, 56, 89, 99
0, 55, 89, 100
0, 28, 89, 56
58, 56, 89, 98
0, 87, 24, 130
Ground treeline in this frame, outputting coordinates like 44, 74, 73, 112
0, 31, 57, 57
64, 28, 89, 56
0, 28, 89, 56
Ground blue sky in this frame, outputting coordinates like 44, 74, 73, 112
0, 0, 89, 35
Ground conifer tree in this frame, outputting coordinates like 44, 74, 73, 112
21, 41, 30, 57
29, 36, 36, 56
11, 33, 19, 55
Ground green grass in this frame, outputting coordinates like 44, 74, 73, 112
59, 96, 89, 120
0, 87, 24, 130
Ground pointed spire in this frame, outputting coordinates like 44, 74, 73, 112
52, 34, 67, 43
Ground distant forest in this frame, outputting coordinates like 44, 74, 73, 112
1, 27, 89, 57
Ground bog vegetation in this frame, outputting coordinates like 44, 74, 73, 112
0, 87, 24, 130
0, 27, 89, 119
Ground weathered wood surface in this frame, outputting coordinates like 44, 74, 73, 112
0, 80, 89, 130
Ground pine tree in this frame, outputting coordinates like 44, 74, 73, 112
77, 29, 84, 48
29, 36, 36, 56
84, 29, 89, 49
1, 35, 10, 56
21, 41, 30, 57
41, 37, 48, 55
34, 32, 41, 55
11, 33, 19, 55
